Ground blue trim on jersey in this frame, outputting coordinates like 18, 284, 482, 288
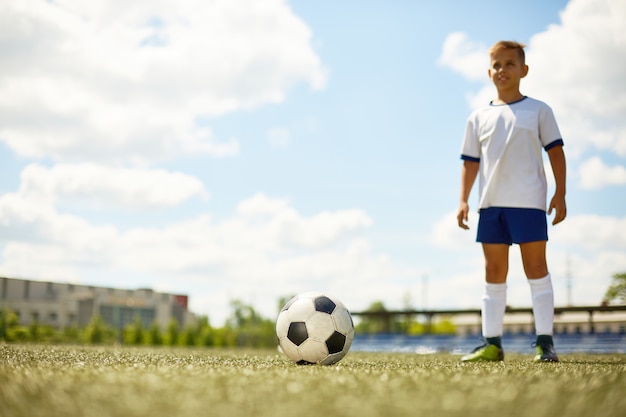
461, 154, 480, 163
489, 96, 528, 106
544, 139, 564, 151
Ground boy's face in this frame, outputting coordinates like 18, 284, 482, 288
488, 48, 528, 91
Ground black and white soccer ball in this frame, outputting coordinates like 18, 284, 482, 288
276, 292, 354, 365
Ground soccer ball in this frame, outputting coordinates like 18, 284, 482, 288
276, 292, 355, 365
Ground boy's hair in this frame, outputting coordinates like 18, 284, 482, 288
489, 40, 526, 64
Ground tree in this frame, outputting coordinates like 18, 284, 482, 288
164, 319, 179, 346
123, 316, 145, 345
227, 300, 260, 328
178, 325, 197, 346
227, 299, 276, 347
355, 301, 393, 334
604, 272, 626, 305
145, 322, 163, 346
195, 316, 215, 347
0, 309, 20, 341
28, 320, 40, 342
84, 315, 115, 344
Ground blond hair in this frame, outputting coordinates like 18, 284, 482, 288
489, 41, 526, 64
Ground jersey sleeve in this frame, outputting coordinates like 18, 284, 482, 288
539, 104, 563, 150
460, 114, 480, 162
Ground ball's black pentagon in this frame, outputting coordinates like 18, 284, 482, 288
287, 322, 308, 346
314, 296, 336, 314
325, 331, 346, 354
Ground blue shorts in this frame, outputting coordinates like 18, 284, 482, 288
477, 207, 548, 245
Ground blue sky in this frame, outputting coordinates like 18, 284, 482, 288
1, 0, 625, 325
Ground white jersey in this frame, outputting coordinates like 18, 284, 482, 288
460, 96, 563, 211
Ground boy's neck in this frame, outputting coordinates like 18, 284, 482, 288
493, 90, 525, 105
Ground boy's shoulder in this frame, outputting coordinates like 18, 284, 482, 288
514, 97, 558, 120
515, 96, 552, 110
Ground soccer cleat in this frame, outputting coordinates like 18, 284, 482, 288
533, 342, 559, 362
461, 343, 504, 362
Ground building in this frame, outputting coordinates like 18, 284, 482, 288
0, 277, 195, 330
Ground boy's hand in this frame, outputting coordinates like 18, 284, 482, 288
457, 202, 470, 230
548, 194, 567, 225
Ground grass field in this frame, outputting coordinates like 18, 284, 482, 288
1, 345, 625, 417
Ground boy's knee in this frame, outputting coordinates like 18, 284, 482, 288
524, 264, 549, 279
520, 242, 548, 278
484, 264, 508, 283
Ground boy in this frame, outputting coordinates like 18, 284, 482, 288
457, 40, 567, 362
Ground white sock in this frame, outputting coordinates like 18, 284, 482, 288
482, 282, 507, 338
528, 274, 554, 336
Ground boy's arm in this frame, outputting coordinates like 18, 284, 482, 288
547, 145, 567, 225
457, 160, 480, 229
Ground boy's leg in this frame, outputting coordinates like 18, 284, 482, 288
520, 241, 552, 334
527, 274, 554, 336
481, 243, 509, 337
519, 240, 548, 279
482, 282, 507, 341
466, 209, 511, 362
461, 244, 508, 362
482, 243, 509, 283
461, 279, 507, 362
520, 241, 558, 362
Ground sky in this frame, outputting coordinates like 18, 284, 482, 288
1, 0, 625, 326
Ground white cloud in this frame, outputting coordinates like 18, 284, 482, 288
550, 214, 626, 251
234, 193, 374, 250
17, 162, 209, 209
578, 156, 626, 189
429, 210, 477, 250
0, 0, 326, 164
437, 32, 487, 82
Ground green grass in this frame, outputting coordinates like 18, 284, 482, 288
1, 345, 625, 417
